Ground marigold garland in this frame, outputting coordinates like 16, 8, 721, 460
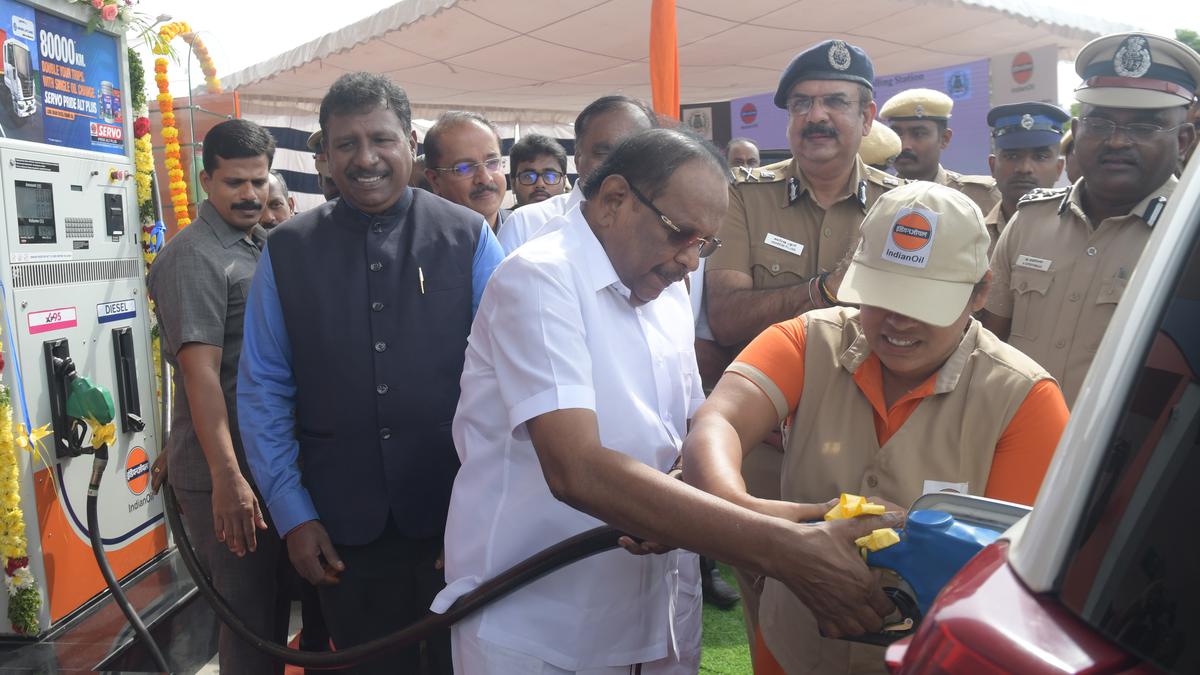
0, 330, 41, 635
153, 21, 223, 230
134, 119, 158, 267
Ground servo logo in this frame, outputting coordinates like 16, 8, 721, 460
89, 122, 123, 146
125, 446, 150, 495
882, 207, 937, 269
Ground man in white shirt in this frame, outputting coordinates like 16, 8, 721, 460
434, 128, 899, 674
497, 95, 658, 253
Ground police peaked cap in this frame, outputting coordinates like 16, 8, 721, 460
774, 40, 875, 109
987, 101, 1069, 150
1075, 32, 1200, 109
879, 88, 953, 122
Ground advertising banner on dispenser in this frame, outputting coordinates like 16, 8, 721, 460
0, 0, 125, 154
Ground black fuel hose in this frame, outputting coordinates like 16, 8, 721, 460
162, 483, 628, 669
86, 446, 173, 673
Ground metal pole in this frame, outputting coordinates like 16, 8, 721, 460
185, 36, 199, 207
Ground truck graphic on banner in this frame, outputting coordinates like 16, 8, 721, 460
4, 37, 36, 117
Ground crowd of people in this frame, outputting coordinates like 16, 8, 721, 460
145, 28, 1200, 675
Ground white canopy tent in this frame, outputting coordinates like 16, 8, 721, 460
219, 0, 1137, 208
223, 0, 1138, 114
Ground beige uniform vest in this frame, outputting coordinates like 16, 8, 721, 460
748, 308, 1050, 674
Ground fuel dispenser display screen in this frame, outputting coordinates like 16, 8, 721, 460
16, 179, 56, 243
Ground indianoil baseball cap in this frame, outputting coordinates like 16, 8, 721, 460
839, 181, 989, 327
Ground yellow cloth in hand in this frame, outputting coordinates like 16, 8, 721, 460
824, 493, 887, 520
855, 528, 901, 552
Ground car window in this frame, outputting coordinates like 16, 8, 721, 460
1057, 218, 1200, 673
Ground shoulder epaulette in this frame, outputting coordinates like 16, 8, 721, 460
1142, 195, 1168, 226
733, 162, 787, 184
862, 164, 902, 188
1016, 186, 1070, 208
956, 173, 997, 188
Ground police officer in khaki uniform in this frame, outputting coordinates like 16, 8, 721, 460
984, 32, 1200, 407
704, 39, 901, 657
859, 121, 902, 171
685, 182, 1068, 674
983, 102, 1068, 252
880, 88, 1001, 214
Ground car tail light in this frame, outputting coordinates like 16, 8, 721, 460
886, 542, 1141, 675
888, 623, 1009, 674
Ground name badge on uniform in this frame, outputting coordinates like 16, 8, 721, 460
1015, 255, 1052, 272
923, 480, 969, 495
764, 233, 804, 256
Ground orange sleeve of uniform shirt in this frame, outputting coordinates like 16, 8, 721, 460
728, 318, 807, 421
982, 379, 1069, 505
731, 317, 1068, 507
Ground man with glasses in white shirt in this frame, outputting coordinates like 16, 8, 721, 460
434, 128, 900, 674
425, 111, 511, 232
497, 95, 658, 253
510, 133, 569, 208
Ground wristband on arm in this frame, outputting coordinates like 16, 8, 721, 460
818, 272, 839, 306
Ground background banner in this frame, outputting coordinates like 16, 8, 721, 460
990, 44, 1059, 106
874, 58, 991, 175
726, 92, 787, 152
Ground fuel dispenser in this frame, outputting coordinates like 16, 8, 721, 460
0, 0, 165, 637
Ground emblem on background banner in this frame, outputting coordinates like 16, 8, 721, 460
828, 40, 851, 71
1020, 114, 1035, 129
685, 108, 713, 140
740, 102, 758, 125
1010, 51, 1034, 84
947, 70, 970, 98
1113, 35, 1152, 78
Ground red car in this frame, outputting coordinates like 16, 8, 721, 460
886, 159, 1200, 674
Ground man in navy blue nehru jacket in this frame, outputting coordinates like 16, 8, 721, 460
238, 72, 504, 675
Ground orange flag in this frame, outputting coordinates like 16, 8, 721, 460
649, 0, 679, 121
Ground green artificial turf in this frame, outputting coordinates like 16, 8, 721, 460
699, 564, 753, 674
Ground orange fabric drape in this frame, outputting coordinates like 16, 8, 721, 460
649, 0, 679, 120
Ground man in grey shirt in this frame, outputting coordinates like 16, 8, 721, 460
148, 119, 286, 674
